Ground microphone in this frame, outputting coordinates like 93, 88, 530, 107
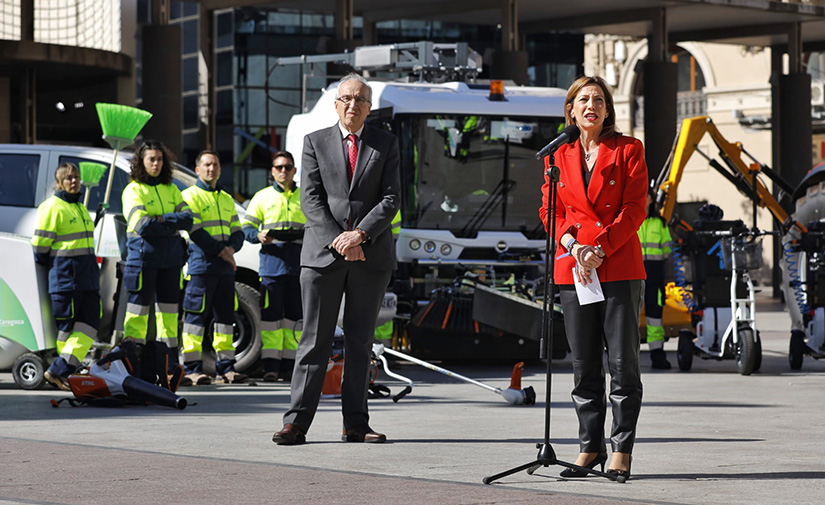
535, 124, 581, 160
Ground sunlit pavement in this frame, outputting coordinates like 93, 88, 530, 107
1, 294, 824, 505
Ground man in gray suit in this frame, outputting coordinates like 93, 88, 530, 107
272, 73, 400, 445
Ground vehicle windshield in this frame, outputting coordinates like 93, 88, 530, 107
392, 113, 565, 238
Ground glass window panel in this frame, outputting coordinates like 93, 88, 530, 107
216, 51, 232, 87
183, 95, 199, 130
244, 89, 267, 125
399, 114, 564, 237
182, 56, 198, 92
183, 1, 199, 18
0, 154, 39, 207
216, 12, 233, 48
216, 89, 233, 124
182, 19, 198, 54
57, 156, 125, 214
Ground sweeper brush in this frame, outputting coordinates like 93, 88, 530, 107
372, 343, 536, 406
94, 103, 152, 206
78, 161, 108, 208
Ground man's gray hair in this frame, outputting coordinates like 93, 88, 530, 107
338, 72, 372, 98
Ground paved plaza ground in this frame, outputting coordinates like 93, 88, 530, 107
2, 295, 824, 504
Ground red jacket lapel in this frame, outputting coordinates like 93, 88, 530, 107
586, 135, 618, 203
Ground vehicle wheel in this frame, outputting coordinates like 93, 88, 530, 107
736, 327, 756, 376
753, 331, 762, 372
789, 330, 806, 370
12, 353, 47, 390
677, 331, 694, 372
233, 282, 262, 372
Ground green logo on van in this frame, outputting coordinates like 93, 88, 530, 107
0, 278, 36, 350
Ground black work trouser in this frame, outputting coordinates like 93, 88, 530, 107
559, 279, 644, 454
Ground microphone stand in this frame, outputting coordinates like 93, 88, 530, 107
483, 153, 616, 484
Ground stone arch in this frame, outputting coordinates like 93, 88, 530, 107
617, 41, 716, 98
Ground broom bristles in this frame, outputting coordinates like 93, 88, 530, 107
78, 162, 108, 187
95, 103, 153, 143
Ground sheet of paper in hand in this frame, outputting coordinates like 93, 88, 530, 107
572, 267, 605, 305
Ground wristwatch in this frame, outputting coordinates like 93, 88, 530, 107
565, 237, 578, 252
356, 227, 369, 242
595, 244, 606, 258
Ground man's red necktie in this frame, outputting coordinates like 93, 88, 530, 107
346, 133, 358, 184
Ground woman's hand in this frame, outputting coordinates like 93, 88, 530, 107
571, 243, 604, 270
574, 262, 592, 285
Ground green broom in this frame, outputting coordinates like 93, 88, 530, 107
94, 103, 152, 256
94, 103, 153, 207
78, 161, 108, 208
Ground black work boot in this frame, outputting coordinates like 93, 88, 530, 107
650, 348, 672, 370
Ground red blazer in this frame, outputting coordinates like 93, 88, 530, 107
540, 134, 647, 285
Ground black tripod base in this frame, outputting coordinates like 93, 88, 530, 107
483, 444, 618, 484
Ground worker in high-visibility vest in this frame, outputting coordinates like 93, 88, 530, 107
243, 150, 305, 382
374, 210, 401, 348
121, 141, 193, 372
180, 151, 247, 385
637, 190, 673, 369
32, 162, 100, 391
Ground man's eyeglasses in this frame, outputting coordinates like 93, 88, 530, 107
272, 164, 294, 171
336, 95, 371, 106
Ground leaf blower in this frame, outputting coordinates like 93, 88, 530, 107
52, 342, 187, 409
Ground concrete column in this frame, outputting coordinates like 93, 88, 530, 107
501, 0, 518, 52
776, 74, 811, 194
21, 0, 33, 41
141, 25, 182, 157
200, 7, 215, 151
152, 0, 170, 25
643, 8, 676, 181
20, 67, 35, 144
491, 0, 527, 85
771, 32, 811, 295
491, 51, 529, 85
772, 24, 811, 192
0, 78, 9, 143
335, 0, 354, 41
363, 19, 377, 46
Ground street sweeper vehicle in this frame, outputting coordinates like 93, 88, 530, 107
277, 41, 569, 361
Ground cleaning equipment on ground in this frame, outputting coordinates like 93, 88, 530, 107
51, 341, 186, 409
78, 161, 108, 208
371, 342, 536, 406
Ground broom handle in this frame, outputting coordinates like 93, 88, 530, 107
103, 148, 119, 206
382, 347, 502, 394
83, 187, 91, 208
94, 148, 119, 256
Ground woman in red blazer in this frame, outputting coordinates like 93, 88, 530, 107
540, 76, 647, 481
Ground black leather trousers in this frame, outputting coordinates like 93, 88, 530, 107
559, 279, 644, 454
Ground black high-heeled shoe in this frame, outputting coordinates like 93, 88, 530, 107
559, 452, 607, 478
607, 456, 632, 483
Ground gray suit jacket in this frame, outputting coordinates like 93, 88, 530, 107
300, 123, 401, 271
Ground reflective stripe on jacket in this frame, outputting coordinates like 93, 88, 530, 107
242, 183, 305, 277
390, 210, 401, 237
31, 191, 100, 293
182, 179, 244, 275
637, 216, 672, 261
122, 178, 193, 268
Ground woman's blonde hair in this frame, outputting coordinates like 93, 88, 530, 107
564, 75, 620, 139
54, 162, 79, 192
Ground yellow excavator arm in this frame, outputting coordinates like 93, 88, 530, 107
656, 116, 806, 234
